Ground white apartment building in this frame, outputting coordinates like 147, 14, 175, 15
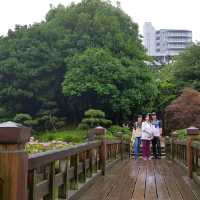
144, 22, 192, 63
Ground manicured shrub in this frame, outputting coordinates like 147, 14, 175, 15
79, 109, 112, 129
14, 113, 32, 123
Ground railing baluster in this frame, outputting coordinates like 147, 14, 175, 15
89, 149, 93, 176
59, 158, 69, 199
28, 169, 37, 200
50, 161, 56, 200
71, 154, 79, 190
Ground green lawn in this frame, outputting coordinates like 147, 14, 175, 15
35, 129, 88, 143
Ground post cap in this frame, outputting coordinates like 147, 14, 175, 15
94, 126, 106, 136
187, 127, 199, 135
0, 121, 31, 144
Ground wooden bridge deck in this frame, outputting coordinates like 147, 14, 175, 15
78, 159, 200, 200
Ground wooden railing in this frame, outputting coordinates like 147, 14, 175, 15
165, 136, 200, 182
165, 138, 187, 166
0, 125, 130, 200
192, 141, 200, 180
28, 139, 129, 200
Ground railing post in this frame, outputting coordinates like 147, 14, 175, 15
187, 127, 199, 178
94, 126, 106, 176
171, 132, 178, 160
0, 122, 31, 200
116, 132, 124, 160
128, 138, 131, 159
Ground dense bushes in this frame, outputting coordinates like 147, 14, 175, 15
165, 88, 200, 134
108, 125, 131, 136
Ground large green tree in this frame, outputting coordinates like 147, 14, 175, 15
62, 48, 158, 122
173, 43, 200, 90
0, 0, 157, 129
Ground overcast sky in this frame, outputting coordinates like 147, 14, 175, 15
0, 0, 199, 41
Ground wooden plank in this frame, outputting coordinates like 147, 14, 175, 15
49, 161, 56, 199
183, 176, 200, 200
54, 172, 64, 187
158, 159, 183, 200
132, 162, 147, 200
58, 158, 70, 199
145, 161, 157, 200
28, 169, 37, 200
154, 160, 170, 200
77, 158, 200, 200
78, 160, 128, 200
167, 160, 198, 200
104, 160, 136, 200
116, 160, 139, 200
35, 180, 49, 199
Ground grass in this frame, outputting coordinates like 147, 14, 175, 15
34, 127, 131, 144
35, 129, 88, 143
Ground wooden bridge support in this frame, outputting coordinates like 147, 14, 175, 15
186, 127, 199, 178
0, 122, 31, 200
94, 126, 107, 175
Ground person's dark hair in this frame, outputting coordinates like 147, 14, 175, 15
144, 113, 150, 120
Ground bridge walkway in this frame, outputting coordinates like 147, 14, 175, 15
78, 158, 200, 200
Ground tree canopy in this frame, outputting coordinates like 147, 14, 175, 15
173, 43, 200, 90
63, 48, 158, 122
0, 0, 158, 130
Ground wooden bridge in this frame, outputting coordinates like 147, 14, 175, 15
79, 159, 200, 200
0, 125, 200, 200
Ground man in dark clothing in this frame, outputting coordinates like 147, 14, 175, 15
151, 113, 162, 159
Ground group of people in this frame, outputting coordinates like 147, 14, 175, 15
132, 113, 162, 160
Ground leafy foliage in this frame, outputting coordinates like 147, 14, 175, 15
176, 129, 187, 140
36, 129, 87, 143
0, 0, 157, 130
173, 43, 200, 90
155, 64, 177, 112
63, 48, 158, 122
79, 109, 112, 129
25, 141, 72, 154
165, 88, 200, 134
108, 125, 131, 136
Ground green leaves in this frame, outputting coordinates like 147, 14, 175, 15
79, 108, 112, 129
0, 0, 158, 129
62, 48, 158, 121
174, 43, 200, 90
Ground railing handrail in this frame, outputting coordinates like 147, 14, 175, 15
28, 140, 101, 170
192, 140, 200, 150
173, 139, 187, 145
106, 140, 121, 145
0, 125, 131, 200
